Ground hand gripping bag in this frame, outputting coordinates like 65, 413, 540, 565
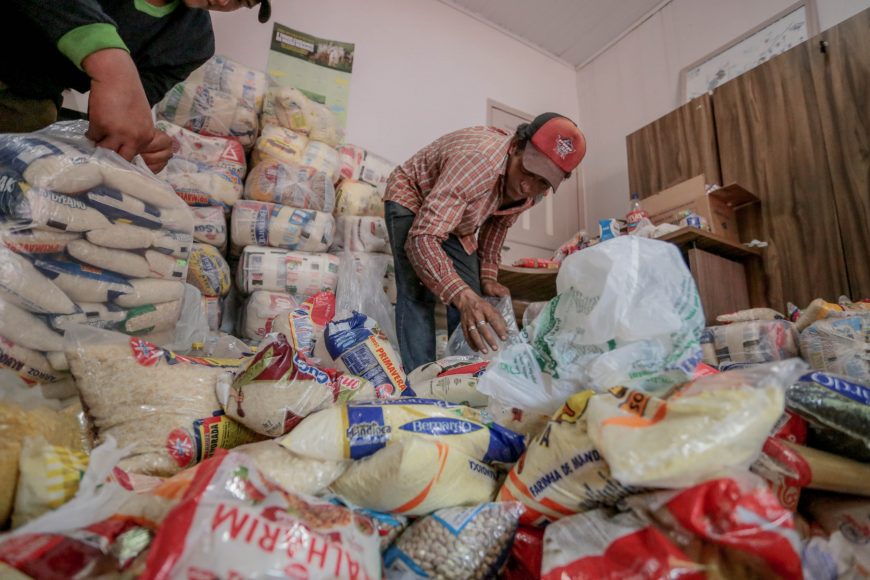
281, 397, 526, 464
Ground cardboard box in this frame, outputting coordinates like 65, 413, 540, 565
643, 175, 759, 241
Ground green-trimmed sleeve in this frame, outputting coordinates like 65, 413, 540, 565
57, 23, 129, 71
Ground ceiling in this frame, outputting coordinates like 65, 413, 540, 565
438, 0, 669, 69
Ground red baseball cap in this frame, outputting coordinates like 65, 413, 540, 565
521, 113, 586, 192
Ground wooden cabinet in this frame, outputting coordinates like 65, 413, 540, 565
626, 94, 721, 198
626, 8, 870, 311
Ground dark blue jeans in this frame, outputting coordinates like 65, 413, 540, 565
385, 201, 481, 373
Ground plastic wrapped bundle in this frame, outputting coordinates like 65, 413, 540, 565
300, 140, 340, 185
239, 290, 299, 340
244, 158, 335, 212
250, 124, 308, 167
185, 55, 267, 112
339, 144, 395, 195
332, 215, 389, 253
800, 314, 869, 382
191, 206, 227, 250
261, 87, 344, 147
230, 200, 335, 255
235, 246, 340, 297
187, 243, 231, 297
0, 122, 195, 369
155, 81, 258, 150
703, 319, 800, 369
334, 179, 383, 217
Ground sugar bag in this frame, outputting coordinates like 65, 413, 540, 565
331, 438, 499, 516
235, 246, 340, 296
66, 328, 259, 476
281, 398, 526, 464
230, 199, 335, 254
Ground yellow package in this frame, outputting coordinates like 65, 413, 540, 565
281, 398, 526, 465
499, 391, 635, 526
12, 436, 88, 528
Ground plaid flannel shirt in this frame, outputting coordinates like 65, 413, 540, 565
385, 126, 535, 305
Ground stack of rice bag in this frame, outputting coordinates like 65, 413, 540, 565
154, 56, 269, 332
234, 87, 348, 341
0, 122, 195, 397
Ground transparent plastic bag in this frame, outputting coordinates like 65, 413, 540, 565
335, 179, 384, 217
261, 87, 345, 148
384, 502, 521, 579
235, 246, 340, 297
229, 199, 335, 255
185, 55, 267, 113
338, 144, 395, 195
0, 122, 195, 377
250, 124, 308, 167
335, 251, 397, 344
230, 439, 346, 496
586, 359, 807, 488
190, 206, 227, 251
332, 215, 390, 253
65, 325, 258, 476
244, 157, 336, 212
238, 290, 299, 340
447, 295, 522, 361
479, 237, 705, 415
186, 243, 231, 298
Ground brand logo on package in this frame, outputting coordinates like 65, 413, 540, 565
553, 135, 575, 160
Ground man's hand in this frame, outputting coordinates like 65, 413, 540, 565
139, 130, 173, 173
83, 48, 156, 162
481, 279, 510, 298
452, 289, 508, 355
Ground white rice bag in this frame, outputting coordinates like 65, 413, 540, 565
0, 246, 76, 314
0, 298, 64, 352
113, 279, 184, 307
230, 200, 335, 254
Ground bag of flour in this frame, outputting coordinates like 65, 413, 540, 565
499, 391, 636, 526
235, 246, 340, 297
244, 158, 336, 212
218, 334, 381, 437
67, 326, 260, 476
331, 437, 499, 516
281, 398, 526, 464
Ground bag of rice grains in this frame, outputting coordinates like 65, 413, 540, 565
66, 326, 261, 476
325, 311, 408, 398
217, 333, 382, 437
281, 398, 526, 465
383, 502, 521, 579
231, 440, 346, 496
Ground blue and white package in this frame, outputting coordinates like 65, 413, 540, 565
281, 396, 526, 464
33, 257, 132, 303
384, 503, 521, 579
325, 311, 408, 397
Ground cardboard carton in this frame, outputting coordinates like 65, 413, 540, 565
642, 175, 759, 241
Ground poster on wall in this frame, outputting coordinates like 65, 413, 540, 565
266, 23, 354, 128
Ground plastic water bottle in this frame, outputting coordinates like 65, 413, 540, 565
625, 192, 649, 233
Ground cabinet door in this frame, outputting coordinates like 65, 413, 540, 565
713, 41, 850, 311
626, 93, 721, 197
809, 8, 870, 299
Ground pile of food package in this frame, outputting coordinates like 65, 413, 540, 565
2, 56, 869, 580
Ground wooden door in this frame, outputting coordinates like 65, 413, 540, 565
626, 93, 721, 198
808, 9, 870, 300
488, 102, 581, 263
712, 41, 850, 311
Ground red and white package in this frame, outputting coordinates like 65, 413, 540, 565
141, 452, 381, 580
542, 475, 802, 580
751, 411, 810, 510
217, 333, 384, 437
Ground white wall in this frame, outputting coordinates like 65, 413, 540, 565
575, 0, 870, 231
211, 0, 580, 176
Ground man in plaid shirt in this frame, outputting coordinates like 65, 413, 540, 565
385, 112, 586, 372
